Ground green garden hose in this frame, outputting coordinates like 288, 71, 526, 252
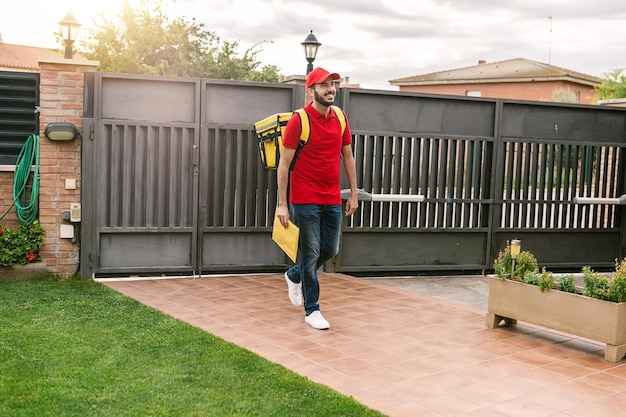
12, 134, 40, 224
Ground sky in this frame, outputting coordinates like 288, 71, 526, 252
1, 0, 625, 90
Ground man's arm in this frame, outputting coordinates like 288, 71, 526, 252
276, 146, 296, 228
341, 144, 358, 216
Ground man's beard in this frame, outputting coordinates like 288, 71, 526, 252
313, 89, 335, 107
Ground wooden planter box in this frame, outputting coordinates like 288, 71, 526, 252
486, 276, 626, 362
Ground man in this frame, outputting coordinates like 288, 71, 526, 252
276, 67, 359, 330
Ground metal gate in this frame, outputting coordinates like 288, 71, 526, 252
81, 73, 626, 277
82, 73, 305, 276
337, 89, 626, 274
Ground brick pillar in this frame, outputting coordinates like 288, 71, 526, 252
37, 57, 99, 277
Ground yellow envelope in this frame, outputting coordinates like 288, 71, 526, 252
272, 214, 299, 263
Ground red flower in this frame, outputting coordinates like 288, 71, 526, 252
0, 229, 3, 236
26, 253, 36, 262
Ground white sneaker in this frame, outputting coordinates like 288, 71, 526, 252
285, 272, 302, 306
305, 310, 330, 330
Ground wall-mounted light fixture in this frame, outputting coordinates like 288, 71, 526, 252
44, 122, 80, 141
59, 11, 81, 59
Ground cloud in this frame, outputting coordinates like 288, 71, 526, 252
1, 0, 625, 90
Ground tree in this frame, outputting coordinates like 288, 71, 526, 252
82, 0, 280, 82
594, 68, 626, 101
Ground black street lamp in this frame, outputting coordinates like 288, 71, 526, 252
301, 30, 321, 75
59, 11, 81, 59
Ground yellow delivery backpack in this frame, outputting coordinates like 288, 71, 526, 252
253, 106, 346, 170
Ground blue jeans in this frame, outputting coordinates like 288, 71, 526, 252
285, 204, 343, 315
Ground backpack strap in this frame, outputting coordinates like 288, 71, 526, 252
290, 109, 309, 171
289, 106, 347, 171
330, 105, 347, 135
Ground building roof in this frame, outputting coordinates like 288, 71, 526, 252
389, 58, 602, 87
0, 40, 64, 71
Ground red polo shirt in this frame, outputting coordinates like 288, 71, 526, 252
283, 103, 351, 205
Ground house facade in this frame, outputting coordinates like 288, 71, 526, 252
0, 40, 98, 276
389, 58, 601, 104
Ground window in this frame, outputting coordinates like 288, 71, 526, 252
0, 71, 40, 165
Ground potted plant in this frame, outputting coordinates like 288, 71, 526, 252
487, 241, 626, 362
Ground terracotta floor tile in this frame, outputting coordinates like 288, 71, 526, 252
568, 349, 620, 369
481, 375, 544, 395
354, 349, 405, 367
418, 391, 483, 416
478, 340, 526, 357
464, 408, 509, 417
508, 349, 560, 367
101, 273, 626, 417
325, 356, 377, 375
452, 382, 518, 407
528, 386, 587, 411
353, 367, 408, 386
449, 362, 508, 383
579, 371, 626, 392
414, 371, 472, 392
594, 392, 626, 410
383, 359, 439, 379
514, 366, 572, 387
563, 402, 626, 417
550, 379, 614, 402
490, 398, 559, 417
298, 345, 347, 362
605, 364, 626, 379
383, 402, 444, 417
386, 378, 440, 402
541, 359, 599, 379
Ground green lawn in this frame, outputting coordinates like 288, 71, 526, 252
0, 276, 387, 417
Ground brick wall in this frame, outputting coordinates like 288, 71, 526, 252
37, 58, 98, 276
0, 168, 20, 228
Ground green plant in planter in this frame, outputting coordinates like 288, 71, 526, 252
494, 247, 626, 303
523, 268, 554, 292
608, 259, 626, 302
0, 220, 45, 267
582, 265, 611, 301
493, 242, 538, 281
556, 274, 577, 293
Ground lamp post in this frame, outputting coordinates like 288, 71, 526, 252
510, 239, 521, 279
59, 11, 81, 59
301, 30, 321, 75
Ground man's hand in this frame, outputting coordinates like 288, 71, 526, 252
276, 205, 290, 228
345, 195, 358, 216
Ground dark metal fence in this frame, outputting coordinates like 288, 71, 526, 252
82, 75, 626, 277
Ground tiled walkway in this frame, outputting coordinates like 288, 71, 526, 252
100, 273, 626, 417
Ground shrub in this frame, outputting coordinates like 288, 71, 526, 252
537, 268, 554, 292
0, 220, 45, 267
493, 242, 538, 281
523, 269, 539, 286
582, 265, 611, 301
494, 247, 626, 303
609, 259, 626, 302
523, 268, 553, 292
556, 274, 577, 293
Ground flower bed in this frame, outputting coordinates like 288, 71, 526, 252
0, 220, 44, 267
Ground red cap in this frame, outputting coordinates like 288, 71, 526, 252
306, 67, 340, 88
